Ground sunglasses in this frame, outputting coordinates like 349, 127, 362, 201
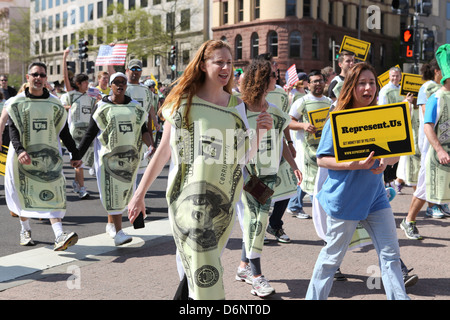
1, 79, 7, 82
130, 67, 142, 72
29, 72, 47, 78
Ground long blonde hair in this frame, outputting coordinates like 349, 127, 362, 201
161, 40, 234, 122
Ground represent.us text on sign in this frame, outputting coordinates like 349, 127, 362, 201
308, 107, 330, 139
340, 36, 371, 61
400, 73, 425, 97
330, 102, 415, 162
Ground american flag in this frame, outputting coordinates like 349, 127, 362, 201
286, 64, 299, 87
95, 44, 128, 66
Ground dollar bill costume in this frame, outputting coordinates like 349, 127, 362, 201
289, 93, 332, 194
125, 83, 154, 175
78, 95, 147, 215
424, 90, 450, 204
266, 86, 289, 113
239, 103, 290, 259
4, 88, 80, 218
162, 95, 249, 300
60, 91, 96, 167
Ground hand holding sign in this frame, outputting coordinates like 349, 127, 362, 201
330, 102, 415, 162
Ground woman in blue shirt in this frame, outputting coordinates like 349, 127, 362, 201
306, 63, 409, 300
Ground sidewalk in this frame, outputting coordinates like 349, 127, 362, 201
1, 187, 449, 301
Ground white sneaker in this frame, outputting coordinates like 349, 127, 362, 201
251, 276, 275, 297
78, 186, 90, 199
114, 230, 132, 246
105, 223, 116, 238
20, 230, 34, 246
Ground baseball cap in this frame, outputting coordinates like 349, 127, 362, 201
144, 79, 156, 87
128, 59, 143, 69
109, 72, 127, 85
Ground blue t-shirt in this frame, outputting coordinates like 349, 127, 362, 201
424, 93, 438, 125
316, 120, 390, 221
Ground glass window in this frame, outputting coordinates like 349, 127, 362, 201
80, 6, 85, 23
98, 1, 103, 19
235, 34, 242, 60
312, 33, 319, 59
251, 32, 259, 58
63, 11, 68, 27
88, 4, 94, 21
268, 31, 278, 57
71, 9, 76, 25
289, 31, 301, 58
181, 9, 190, 31
286, 0, 296, 16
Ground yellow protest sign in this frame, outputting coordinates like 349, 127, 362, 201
0, 145, 8, 176
400, 73, 425, 97
339, 36, 371, 61
308, 107, 330, 139
330, 102, 415, 162
377, 65, 400, 88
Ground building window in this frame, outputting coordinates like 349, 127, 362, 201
63, 11, 68, 27
343, 4, 347, 27
304, 0, 311, 17
48, 38, 53, 53
80, 6, 85, 23
56, 13, 60, 28
88, 4, 94, 21
129, 0, 136, 10
312, 33, 319, 59
48, 16, 53, 30
286, 0, 296, 16
328, 1, 333, 25
235, 34, 242, 60
254, 0, 260, 19
181, 9, 190, 31
98, 1, 103, 19
289, 31, 301, 58
55, 36, 60, 51
166, 12, 175, 32
223, 2, 228, 24
251, 32, 259, 58
237, 0, 244, 22
268, 31, 278, 57
71, 9, 76, 25
107, 0, 113, 16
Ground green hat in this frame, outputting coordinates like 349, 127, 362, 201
435, 44, 450, 85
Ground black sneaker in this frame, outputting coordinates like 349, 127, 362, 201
266, 225, 291, 243
334, 268, 347, 281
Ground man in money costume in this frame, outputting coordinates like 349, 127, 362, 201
77, 72, 152, 246
327, 51, 355, 102
288, 70, 332, 215
423, 44, 450, 216
4, 62, 82, 250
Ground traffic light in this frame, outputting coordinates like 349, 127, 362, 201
401, 28, 414, 59
391, 0, 408, 10
416, 0, 432, 16
78, 39, 89, 60
170, 45, 176, 65
86, 61, 95, 74
423, 30, 435, 61
66, 61, 76, 73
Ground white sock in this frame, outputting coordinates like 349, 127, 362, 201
20, 220, 31, 232
51, 222, 64, 238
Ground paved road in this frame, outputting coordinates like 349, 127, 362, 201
1, 181, 449, 302
0, 160, 170, 257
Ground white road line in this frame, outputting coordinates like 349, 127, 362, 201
0, 218, 172, 284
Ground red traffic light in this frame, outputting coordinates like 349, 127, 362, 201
403, 30, 412, 43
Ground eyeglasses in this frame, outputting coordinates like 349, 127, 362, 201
29, 73, 47, 78
112, 80, 127, 85
130, 67, 142, 72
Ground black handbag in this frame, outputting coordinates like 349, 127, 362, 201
243, 166, 274, 205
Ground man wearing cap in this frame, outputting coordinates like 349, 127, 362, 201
77, 72, 152, 246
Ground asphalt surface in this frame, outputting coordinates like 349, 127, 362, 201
1, 180, 450, 305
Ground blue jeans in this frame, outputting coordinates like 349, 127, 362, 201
287, 185, 306, 212
306, 207, 409, 300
